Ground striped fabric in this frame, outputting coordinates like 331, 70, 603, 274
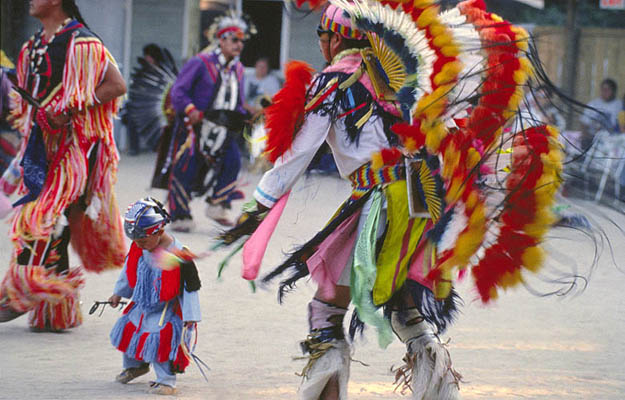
348, 162, 405, 200
320, 12, 363, 39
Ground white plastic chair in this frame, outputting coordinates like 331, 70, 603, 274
580, 130, 625, 202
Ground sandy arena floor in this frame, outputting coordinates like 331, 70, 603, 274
0, 153, 624, 399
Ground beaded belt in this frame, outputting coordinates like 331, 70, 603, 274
348, 162, 405, 200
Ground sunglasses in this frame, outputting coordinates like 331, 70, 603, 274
228, 37, 244, 44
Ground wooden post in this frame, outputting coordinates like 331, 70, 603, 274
562, 0, 580, 127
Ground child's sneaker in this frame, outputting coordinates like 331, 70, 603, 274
148, 382, 177, 396
115, 364, 150, 384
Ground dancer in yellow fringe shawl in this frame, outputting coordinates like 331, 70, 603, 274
0, 0, 127, 331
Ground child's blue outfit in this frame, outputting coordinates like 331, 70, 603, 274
110, 238, 201, 387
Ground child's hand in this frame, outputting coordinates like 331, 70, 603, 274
108, 294, 122, 308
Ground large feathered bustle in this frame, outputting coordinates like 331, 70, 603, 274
125, 48, 179, 151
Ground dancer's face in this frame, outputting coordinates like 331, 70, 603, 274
318, 32, 344, 63
29, 0, 58, 18
220, 34, 244, 61
134, 231, 163, 251
318, 33, 332, 63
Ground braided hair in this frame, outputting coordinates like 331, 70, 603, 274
62, 0, 90, 29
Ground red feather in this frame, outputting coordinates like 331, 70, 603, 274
380, 147, 403, 165
264, 61, 315, 163
392, 121, 426, 149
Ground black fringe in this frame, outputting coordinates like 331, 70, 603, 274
217, 212, 263, 245
348, 309, 366, 341
383, 280, 462, 335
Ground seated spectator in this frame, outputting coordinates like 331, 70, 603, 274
244, 57, 281, 114
579, 78, 622, 148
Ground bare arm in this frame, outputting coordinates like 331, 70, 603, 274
94, 62, 127, 105
48, 62, 126, 127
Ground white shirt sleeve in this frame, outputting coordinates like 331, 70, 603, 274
254, 112, 332, 208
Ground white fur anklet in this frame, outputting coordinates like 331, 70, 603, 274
298, 338, 350, 400
391, 309, 462, 400
297, 299, 350, 400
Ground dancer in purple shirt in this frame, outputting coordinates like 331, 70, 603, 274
165, 12, 254, 230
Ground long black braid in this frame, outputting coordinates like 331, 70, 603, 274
62, 0, 90, 29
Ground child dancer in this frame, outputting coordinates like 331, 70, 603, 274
109, 197, 201, 395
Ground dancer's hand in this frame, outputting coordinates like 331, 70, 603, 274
108, 294, 122, 308
188, 109, 203, 125
46, 109, 71, 129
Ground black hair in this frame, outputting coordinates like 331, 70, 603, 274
341, 36, 370, 50
142, 43, 164, 64
62, 0, 89, 29
600, 78, 617, 100
318, 29, 371, 51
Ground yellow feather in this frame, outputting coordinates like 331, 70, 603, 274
469, 203, 486, 226
433, 32, 453, 48
440, 45, 461, 57
417, 6, 440, 29
466, 190, 478, 210
371, 152, 384, 170
424, 121, 446, 152
546, 125, 559, 138
522, 246, 544, 272
445, 177, 463, 203
434, 60, 463, 86
511, 26, 530, 51
413, 0, 435, 9
513, 69, 528, 85
430, 23, 446, 36
519, 57, 534, 78
466, 147, 481, 170
442, 144, 459, 179
404, 137, 417, 152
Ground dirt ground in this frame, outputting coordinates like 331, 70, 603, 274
0, 153, 624, 399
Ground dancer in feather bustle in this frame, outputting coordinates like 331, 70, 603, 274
166, 11, 254, 231
218, 0, 565, 398
0, 0, 127, 331
124, 44, 179, 156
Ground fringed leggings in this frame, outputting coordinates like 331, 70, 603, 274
0, 223, 83, 330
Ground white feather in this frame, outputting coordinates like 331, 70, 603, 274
438, 202, 468, 254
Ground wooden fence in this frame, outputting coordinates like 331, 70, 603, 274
532, 26, 625, 105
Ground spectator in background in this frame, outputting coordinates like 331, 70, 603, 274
244, 57, 281, 114
579, 78, 622, 148
142, 43, 165, 66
